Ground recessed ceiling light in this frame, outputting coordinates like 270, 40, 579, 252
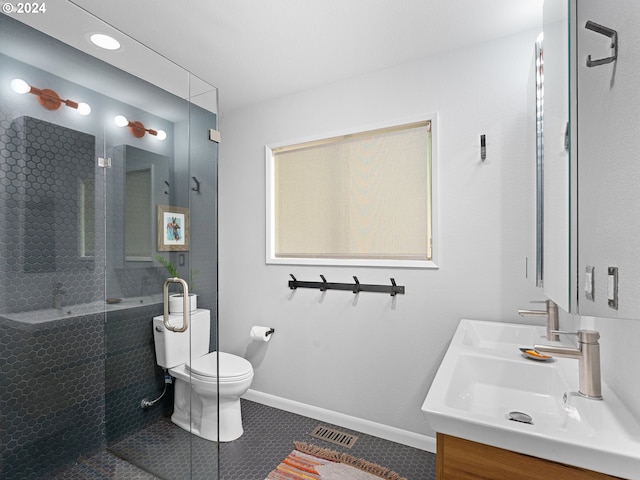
90, 33, 121, 50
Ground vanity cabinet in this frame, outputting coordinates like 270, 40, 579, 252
576, 0, 640, 319
436, 434, 621, 480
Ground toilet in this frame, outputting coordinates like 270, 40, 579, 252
152, 309, 254, 442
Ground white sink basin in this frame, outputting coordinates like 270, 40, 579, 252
445, 353, 572, 426
423, 319, 640, 479
453, 318, 547, 350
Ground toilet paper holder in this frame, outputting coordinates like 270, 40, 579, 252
250, 326, 275, 341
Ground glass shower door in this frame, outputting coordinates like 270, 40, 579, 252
0, 7, 219, 480
95, 20, 220, 480
103, 67, 220, 478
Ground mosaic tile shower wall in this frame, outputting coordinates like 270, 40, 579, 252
0, 115, 101, 312
0, 107, 104, 477
105, 303, 169, 445
0, 313, 106, 478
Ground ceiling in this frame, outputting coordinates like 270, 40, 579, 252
11, 0, 543, 114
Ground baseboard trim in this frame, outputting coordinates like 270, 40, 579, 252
242, 389, 436, 453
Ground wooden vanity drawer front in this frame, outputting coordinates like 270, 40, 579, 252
436, 434, 622, 480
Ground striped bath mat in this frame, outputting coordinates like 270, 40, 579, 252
265, 442, 406, 480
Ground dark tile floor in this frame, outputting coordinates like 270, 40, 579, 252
52, 399, 437, 480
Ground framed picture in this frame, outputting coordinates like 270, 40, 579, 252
157, 205, 189, 251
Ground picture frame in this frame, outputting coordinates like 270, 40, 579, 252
157, 205, 189, 251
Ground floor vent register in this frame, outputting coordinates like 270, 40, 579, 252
310, 425, 358, 448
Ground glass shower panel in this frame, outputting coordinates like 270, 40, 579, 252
102, 54, 195, 480
0, 15, 107, 479
185, 74, 220, 477
0, 9, 219, 480
103, 60, 219, 480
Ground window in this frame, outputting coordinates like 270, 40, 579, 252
266, 117, 436, 268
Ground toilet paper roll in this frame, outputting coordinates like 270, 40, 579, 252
250, 326, 274, 342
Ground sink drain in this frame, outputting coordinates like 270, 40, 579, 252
508, 411, 533, 425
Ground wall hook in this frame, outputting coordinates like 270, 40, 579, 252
390, 278, 397, 296
480, 134, 486, 161
319, 274, 328, 291
191, 176, 201, 193
585, 20, 618, 67
289, 274, 298, 289
164, 180, 170, 195
352, 276, 361, 294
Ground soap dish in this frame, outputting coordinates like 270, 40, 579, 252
519, 347, 553, 361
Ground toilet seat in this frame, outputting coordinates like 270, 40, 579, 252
186, 352, 253, 383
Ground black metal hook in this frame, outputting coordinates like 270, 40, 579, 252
390, 278, 397, 296
289, 274, 297, 289
319, 274, 327, 291
352, 276, 360, 294
191, 176, 201, 193
164, 180, 170, 195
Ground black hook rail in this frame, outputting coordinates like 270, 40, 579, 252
288, 274, 405, 296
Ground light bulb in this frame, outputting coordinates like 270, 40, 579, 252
11, 78, 30, 94
156, 130, 167, 141
77, 102, 91, 116
90, 33, 121, 50
114, 115, 129, 127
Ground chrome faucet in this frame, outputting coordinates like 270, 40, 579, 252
535, 330, 603, 400
518, 299, 559, 341
53, 282, 66, 309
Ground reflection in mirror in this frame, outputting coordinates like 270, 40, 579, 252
13, 116, 96, 273
125, 168, 151, 260
535, 33, 544, 288
541, 0, 571, 312
118, 145, 170, 262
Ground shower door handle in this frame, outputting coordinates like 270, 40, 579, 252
163, 277, 189, 333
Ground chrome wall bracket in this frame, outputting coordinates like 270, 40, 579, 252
585, 21, 618, 67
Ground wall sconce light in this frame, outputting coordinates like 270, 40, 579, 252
11, 78, 91, 115
114, 115, 166, 140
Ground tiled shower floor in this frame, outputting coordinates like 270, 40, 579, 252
53, 399, 437, 480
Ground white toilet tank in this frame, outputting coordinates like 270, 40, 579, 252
153, 309, 211, 368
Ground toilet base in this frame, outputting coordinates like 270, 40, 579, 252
171, 376, 245, 442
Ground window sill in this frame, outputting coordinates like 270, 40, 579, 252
266, 256, 439, 269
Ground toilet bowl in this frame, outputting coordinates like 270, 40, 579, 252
152, 309, 254, 442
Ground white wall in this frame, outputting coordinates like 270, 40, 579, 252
218, 29, 543, 444
560, 310, 640, 424
574, 314, 640, 422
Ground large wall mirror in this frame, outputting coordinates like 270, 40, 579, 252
7, 116, 96, 274
117, 145, 170, 262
